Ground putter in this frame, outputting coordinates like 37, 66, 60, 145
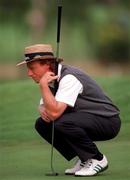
46, 5, 62, 176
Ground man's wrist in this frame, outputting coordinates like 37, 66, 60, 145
39, 82, 48, 89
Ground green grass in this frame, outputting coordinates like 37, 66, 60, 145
0, 77, 130, 180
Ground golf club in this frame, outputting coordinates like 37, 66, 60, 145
46, 5, 62, 176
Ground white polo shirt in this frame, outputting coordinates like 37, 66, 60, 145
40, 64, 83, 107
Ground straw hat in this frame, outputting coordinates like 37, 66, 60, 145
16, 44, 62, 66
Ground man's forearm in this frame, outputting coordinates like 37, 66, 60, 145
39, 71, 67, 120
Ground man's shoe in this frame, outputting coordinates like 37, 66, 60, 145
65, 159, 85, 175
75, 155, 108, 176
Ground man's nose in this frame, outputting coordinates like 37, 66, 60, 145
27, 69, 33, 76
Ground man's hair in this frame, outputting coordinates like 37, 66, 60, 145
38, 59, 55, 72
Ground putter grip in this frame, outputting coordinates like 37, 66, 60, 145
57, 6, 62, 43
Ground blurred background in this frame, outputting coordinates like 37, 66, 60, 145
0, 1, 130, 180
0, 0, 130, 79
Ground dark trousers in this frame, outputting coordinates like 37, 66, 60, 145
35, 112, 121, 162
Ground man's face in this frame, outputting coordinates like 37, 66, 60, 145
27, 61, 50, 83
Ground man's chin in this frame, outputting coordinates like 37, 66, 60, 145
35, 80, 39, 83
32, 78, 39, 83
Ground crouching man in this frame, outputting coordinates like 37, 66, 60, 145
17, 44, 121, 176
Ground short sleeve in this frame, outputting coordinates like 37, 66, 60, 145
55, 74, 83, 107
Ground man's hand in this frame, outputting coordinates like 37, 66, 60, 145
38, 105, 51, 123
39, 72, 58, 86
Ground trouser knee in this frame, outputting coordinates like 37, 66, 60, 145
35, 117, 43, 132
35, 117, 52, 139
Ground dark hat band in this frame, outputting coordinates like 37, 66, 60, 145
25, 52, 54, 62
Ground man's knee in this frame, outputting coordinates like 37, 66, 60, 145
35, 117, 52, 134
35, 117, 44, 132
35, 117, 40, 131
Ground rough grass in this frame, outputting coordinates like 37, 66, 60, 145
0, 77, 130, 180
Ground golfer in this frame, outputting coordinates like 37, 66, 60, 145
17, 44, 121, 176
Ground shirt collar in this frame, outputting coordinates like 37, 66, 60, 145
57, 63, 62, 81
49, 63, 62, 88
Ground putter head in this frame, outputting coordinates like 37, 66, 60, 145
45, 172, 59, 176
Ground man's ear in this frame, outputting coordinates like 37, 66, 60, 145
48, 63, 55, 72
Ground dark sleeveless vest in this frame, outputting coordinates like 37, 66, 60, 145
55, 64, 119, 117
